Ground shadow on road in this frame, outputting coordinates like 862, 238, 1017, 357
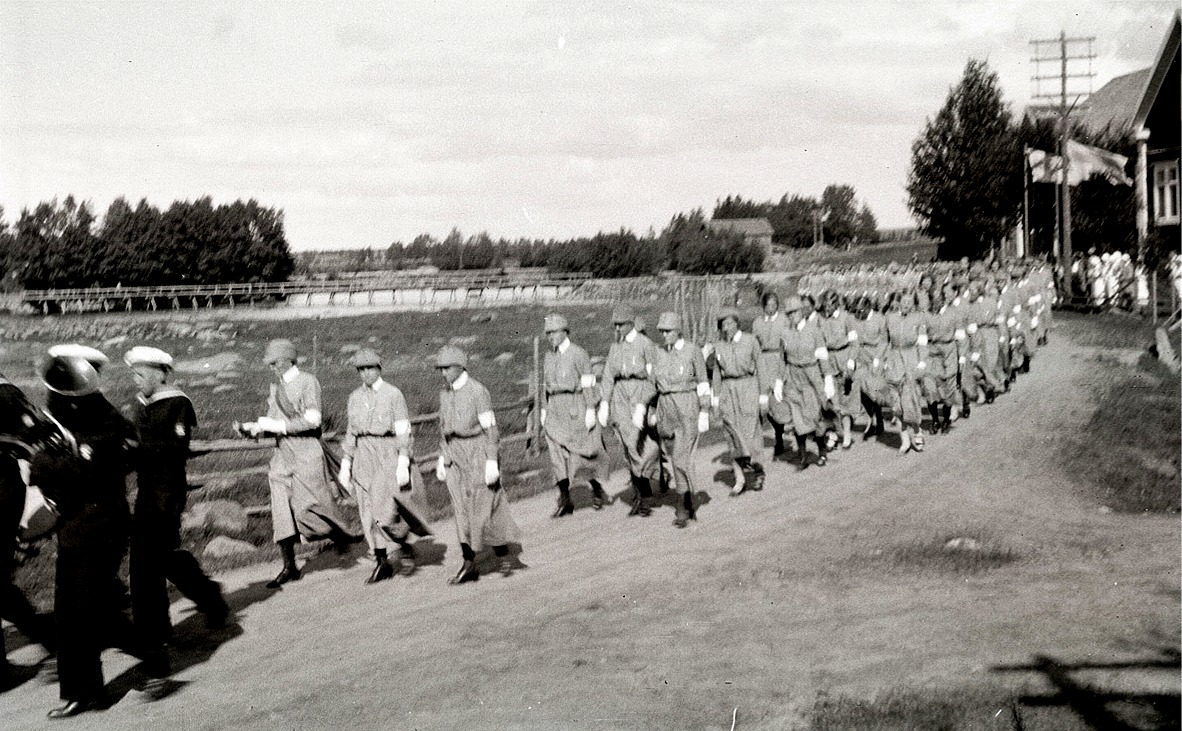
992, 648, 1181, 731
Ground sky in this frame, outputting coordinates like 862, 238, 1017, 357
0, 1, 1176, 251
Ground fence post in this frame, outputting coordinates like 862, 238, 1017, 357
531, 335, 542, 454
1152, 269, 1158, 327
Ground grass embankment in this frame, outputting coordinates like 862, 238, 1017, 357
1052, 311, 1180, 514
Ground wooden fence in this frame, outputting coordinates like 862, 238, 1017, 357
184, 341, 547, 517
21, 272, 593, 315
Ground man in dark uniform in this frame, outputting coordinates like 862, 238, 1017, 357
30, 344, 136, 719
124, 346, 229, 685
0, 375, 56, 688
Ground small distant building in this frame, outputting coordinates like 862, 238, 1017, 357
706, 217, 775, 260
1081, 11, 1180, 246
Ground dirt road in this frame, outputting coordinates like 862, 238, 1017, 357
2, 331, 1178, 730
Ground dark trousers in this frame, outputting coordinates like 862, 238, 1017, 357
130, 534, 222, 650
130, 482, 223, 658
55, 541, 131, 702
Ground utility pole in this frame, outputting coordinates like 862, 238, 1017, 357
1030, 33, 1095, 265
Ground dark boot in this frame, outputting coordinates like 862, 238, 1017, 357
366, 549, 395, 585
773, 424, 785, 456
940, 404, 953, 434
267, 538, 302, 589
589, 480, 612, 510
813, 435, 828, 466
927, 403, 941, 434
795, 434, 810, 471
448, 544, 479, 585
552, 479, 574, 518
628, 476, 654, 517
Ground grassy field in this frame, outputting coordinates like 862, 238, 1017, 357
1052, 311, 1180, 514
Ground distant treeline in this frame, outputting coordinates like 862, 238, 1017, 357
0, 196, 295, 290
713, 184, 878, 249
303, 209, 766, 279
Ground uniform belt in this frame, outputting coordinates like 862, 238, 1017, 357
444, 431, 482, 440
760, 349, 779, 353
828, 344, 849, 352
614, 376, 648, 381
546, 389, 579, 395
930, 339, 955, 344
721, 374, 754, 380
356, 433, 394, 438
658, 389, 694, 396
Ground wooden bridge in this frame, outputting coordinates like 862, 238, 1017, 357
20, 271, 594, 315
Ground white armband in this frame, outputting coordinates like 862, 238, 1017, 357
303, 409, 322, 427
967, 323, 978, 335
1012, 304, 1021, 314
645, 362, 653, 376
1031, 316, 1039, 328
847, 330, 859, 343
579, 373, 597, 389
695, 382, 711, 398
1006, 317, 1017, 328
393, 418, 411, 437
954, 328, 966, 341
396, 453, 410, 470
477, 410, 496, 429
814, 346, 829, 360
916, 333, 928, 347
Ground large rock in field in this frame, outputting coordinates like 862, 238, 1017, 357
203, 536, 257, 558
183, 499, 250, 536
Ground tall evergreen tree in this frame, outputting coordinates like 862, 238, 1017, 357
908, 59, 1021, 259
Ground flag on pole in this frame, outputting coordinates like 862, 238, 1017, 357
1026, 144, 1133, 187
1026, 148, 1063, 184
1065, 140, 1133, 186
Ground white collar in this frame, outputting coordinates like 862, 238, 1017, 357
450, 371, 469, 391
282, 365, 299, 384
763, 312, 779, 322
795, 319, 807, 331
624, 329, 638, 344
557, 338, 571, 354
730, 331, 742, 343
369, 378, 387, 392
672, 338, 685, 351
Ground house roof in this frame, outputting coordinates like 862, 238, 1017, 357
1134, 11, 1181, 129
1080, 68, 1151, 132
1079, 11, 1180, 134
706, 218, 774, 236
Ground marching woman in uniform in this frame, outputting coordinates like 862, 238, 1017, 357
541, 314, 611, 517
919, 293, 960, 435
751, 291, 791, 456
708, 309, 765, 496
776, 297, 835, 470
652, 313, 711, 528
31, 345, 136, 719
124, 346, 228, 686
851, 294, 890, 441
883, 292, 929, 454
434, 345, 520, 584
600, 306, 661, 517
338, 349, 432, 585
240, 339, 357, 590
816, 290, 860, 450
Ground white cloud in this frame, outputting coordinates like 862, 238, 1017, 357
0, 0, 1174, 249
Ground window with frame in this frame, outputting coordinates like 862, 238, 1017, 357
1154, 161, 1179, 224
